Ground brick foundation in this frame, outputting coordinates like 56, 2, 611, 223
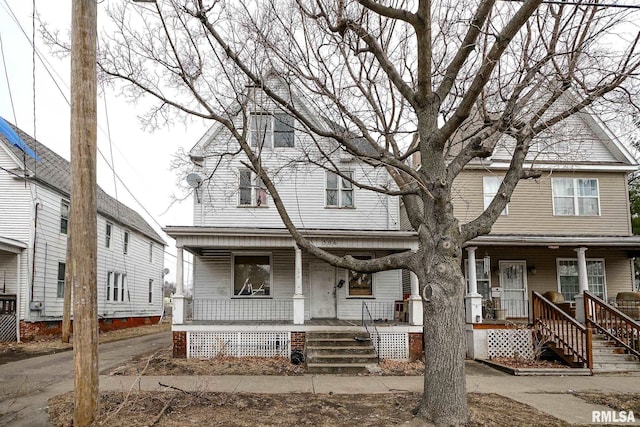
19, 316, 161, 341
173, 331, 187, 358
409, 332, 424, 361
291, 332, 305, 351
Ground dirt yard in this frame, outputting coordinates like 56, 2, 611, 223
48, 391, 575, 427
10, 331, 633, 426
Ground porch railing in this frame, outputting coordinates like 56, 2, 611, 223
362, 302, 380, 363
0, 294, 17, 315
481, 298, 529, 319
584, 291, 640, 360
532, 291, 591, 368
192, 298, 293, 321
363, 301, 395, 322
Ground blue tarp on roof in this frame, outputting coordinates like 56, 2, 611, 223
0, 116, 41, 161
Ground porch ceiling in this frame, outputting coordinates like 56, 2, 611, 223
469, 234, 640, 249
163, 226, 417, 254
0, 235, 27, 254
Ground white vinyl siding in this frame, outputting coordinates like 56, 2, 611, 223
552, 178, 600, 216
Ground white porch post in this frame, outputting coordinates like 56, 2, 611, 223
574, 247, 588, 323
293, 244, 305, 324
173, 245, 185, 325
16, 253, 21, 342
465, 246, 483, 324
408, 272, 423, 326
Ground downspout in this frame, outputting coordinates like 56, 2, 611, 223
30, 202, 40, 302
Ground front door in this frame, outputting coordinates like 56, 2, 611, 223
310, 261, 336, 318
499, 261, 528, 317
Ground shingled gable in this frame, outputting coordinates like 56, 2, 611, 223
0, 119, 165, 245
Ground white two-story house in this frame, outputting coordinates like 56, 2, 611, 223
0, 118, 166, 341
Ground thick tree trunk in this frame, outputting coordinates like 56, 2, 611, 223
414, 250, 469, 425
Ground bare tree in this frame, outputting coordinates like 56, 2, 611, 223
91, 0, 640, 424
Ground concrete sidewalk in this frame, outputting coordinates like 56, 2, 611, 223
99, 362, 640, 425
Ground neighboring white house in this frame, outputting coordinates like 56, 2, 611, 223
0, 119, 166, 341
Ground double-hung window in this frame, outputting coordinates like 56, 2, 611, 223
465, 258, 491, 300
60, 200, 70, 234
233, 254, 271, 297
123, 231, 130, 254
552, 178, 600, 216
107, 271, 128, 302
483, 176, 507, 215
105, 222, 112, 248
326, 171, 354, 208
250, 113, 271, 148
239, 168, 268, 207
57, 262, 66, 298
250, 112, 295, 148
557, 258, 605, 301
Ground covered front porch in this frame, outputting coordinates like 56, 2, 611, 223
164, 226, 424, 327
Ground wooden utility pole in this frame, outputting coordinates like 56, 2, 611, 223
69, 0, 98, 425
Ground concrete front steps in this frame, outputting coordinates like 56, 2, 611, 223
591, 334, 640, 374
306, 330, 378, 374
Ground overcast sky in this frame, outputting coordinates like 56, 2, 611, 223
0, 1, 209, 283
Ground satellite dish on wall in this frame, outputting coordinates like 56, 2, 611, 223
162, 268, 170, 277
186, 173, 203, 188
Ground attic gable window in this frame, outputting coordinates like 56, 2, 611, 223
250, 113, 271, 148
249, 112, 294, 148
552, 178, 600, 216
60, 200, 70, 234
326, 171, 354, 208
273, 113, 294, 147
238, 168, 268, 207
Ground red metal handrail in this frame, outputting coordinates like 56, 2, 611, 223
532, 291, 592, 368
584, 291, 640, 360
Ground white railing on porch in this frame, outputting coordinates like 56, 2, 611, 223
364, 301, 395, 321
192, 298, 293, 321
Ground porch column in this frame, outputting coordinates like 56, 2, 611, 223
465, 246, 483, 324
173, 245, 185, 325
574, 247, 588, 323
292, 244, 305, 325
408, 272, 423, 326
16, 253, 21, 342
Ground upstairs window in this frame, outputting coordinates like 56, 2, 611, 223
60, 200, 70, 234
239, 168, 268, 207
273, 113, 294, 147
105, 222, 112, 248
123, 231, 130, 254
552, 178, 600, 216
326, 171, 354, 208
149, 242, 154, 263
250, 113, 271, 148
148, 279, 154, 304
483, 176, 508, 215
250, 112, 294, 148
